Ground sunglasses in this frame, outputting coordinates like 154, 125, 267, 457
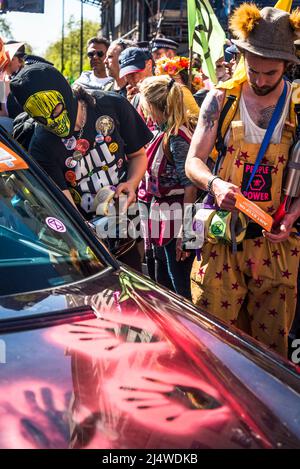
87, 50, 105, 59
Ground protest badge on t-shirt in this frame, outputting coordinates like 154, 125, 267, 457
235, 193, 273, 232
0, 141, 28, 173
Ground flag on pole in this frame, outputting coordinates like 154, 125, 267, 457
219, 0, 293, 90
187, 0, 226, 84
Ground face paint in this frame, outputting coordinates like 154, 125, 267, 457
24, 90, 71, 137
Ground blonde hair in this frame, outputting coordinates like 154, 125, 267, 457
139, 75, 195, 140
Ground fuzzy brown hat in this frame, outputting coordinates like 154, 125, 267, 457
230, 4, 300, 63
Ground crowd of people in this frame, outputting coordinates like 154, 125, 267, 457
0, 2, 300, 360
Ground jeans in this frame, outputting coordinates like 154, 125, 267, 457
163, 238, 194, 300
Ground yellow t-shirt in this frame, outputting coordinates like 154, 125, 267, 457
181, 85, 199, 117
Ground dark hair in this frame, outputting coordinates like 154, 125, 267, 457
72, 84, 96, 108
113, 38, 136, 51
87, 36, 110, 50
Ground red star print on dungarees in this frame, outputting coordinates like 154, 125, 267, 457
272, 165, 279, 175
210, 250, 218, 259
291, 247, 300, 256
221, 300, 231, 309
234, 159, 243, 168
263, 258, 271, 267
278, 328, 286, 337
235, 265, 241, 273
278, 155, 286, 165
261, 157, 268, 164
272, 250, 280, 258
227, 145, 235, 155
255, 301, 261, 308
254, 239, 263, 248
240, 151, 249, 160
230, 318, 237, 325
267, 205, 275, 214
198, 267, 206, 277
248, 314, 254, 322
280, 293, 286, 301
246, 258, 255, 268
254, 278, 263, 287
269, 343, 278, 350
237, 297, 243, 305
259, 323, 267, 332
263, 290, 271, 296
223, 263, 231, 272
282, 269, 292, 279
231, 282, 239, 290
268, 308, 278, 317
201, 299, 210, 308
215, 271, 222, 280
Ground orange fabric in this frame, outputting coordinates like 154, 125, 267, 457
191, 235, 299, 357
191, 91, 299, 358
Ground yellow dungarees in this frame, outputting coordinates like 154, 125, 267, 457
191, 97, 300, 357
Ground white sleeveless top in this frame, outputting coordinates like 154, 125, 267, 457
239, 83, 292, 144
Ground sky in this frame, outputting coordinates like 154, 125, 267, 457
3, 0, 101, 55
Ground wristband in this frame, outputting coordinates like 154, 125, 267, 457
207, 175, 222, 195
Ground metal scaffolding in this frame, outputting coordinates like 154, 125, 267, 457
80, 0, 101, 6
99, 0, 189, 44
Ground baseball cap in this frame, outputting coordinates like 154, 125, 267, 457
119, 47, 152, 78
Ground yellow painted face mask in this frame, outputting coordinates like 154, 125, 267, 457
24, 90, 71, 137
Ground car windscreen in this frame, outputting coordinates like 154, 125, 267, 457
0, 165, 106, 296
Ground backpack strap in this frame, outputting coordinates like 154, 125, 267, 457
213, 85, 242, 174
216, 85, 242, 154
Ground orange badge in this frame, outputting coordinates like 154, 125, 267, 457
65, 170, 76, 184
235, 193, 273, 232
0, 141, 28, 173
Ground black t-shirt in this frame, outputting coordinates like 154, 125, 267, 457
7, 92, 23, 119
29, 91, 153, 218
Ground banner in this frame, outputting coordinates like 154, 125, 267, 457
188, 0, 226, 84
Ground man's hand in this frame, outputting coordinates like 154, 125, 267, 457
263, 212, 296, 243
211, 179, 241, 211
126, 84, 139, 102
114, 181, 136, 213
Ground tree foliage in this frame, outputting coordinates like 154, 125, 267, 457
45, 17, 100, 82
0, 16, 13, 39
0, 16, 33, 51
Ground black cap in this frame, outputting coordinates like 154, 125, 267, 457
151, 37, 178, 52
137, 41, 150, 53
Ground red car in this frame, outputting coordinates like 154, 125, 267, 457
0, 127, 299, 449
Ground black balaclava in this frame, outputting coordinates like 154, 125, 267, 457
10, 63, 78, 138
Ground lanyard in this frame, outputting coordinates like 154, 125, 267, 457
246, 80, 288, 191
